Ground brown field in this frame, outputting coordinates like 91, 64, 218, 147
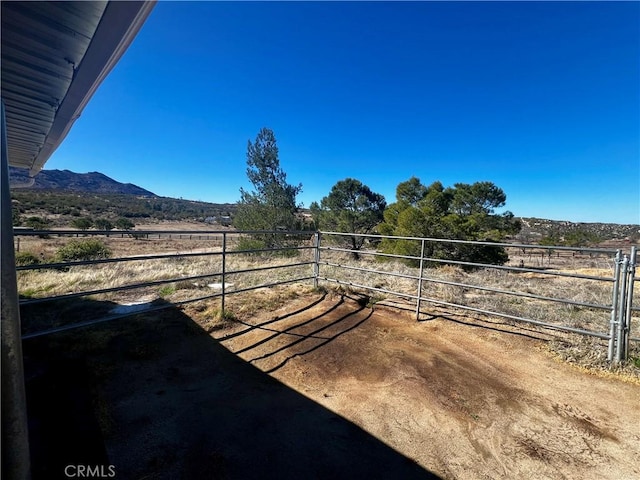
17, 231, 640, 479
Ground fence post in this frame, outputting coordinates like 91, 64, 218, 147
221, 232, 227, 315
608, 250, 622, 362
622, 246, 636, 361
615, 254, 630, 363
313, 231, 321, 289
416, 239, 426, 320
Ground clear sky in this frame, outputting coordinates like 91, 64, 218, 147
46, 1, 640, 224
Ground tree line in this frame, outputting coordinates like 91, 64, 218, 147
235, 127, 523, 266
14, 127, 609, 264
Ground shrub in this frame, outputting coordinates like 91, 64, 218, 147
15, 251, 41, 266
25, 216, 50, 230
115, 218, 135, 230
158, 285, 176, 297
235, 237, 268, 254
235, 236, 300, 257
55, 239, 112, 262
94, 218, 114, 231
71, 217, 94, 230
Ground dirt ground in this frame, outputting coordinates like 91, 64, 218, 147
23, 290, 640, 480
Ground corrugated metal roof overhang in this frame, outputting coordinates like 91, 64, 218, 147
1, 1, 155, 175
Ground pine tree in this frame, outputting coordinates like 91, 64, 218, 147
311, 178, 386, 258
234, 128, 302, 245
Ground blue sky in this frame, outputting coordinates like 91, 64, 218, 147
47, 1, 639, 224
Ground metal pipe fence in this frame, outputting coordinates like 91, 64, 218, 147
16, 230, 315, 339
13, 228, 638, 362
316, 231, 637, 362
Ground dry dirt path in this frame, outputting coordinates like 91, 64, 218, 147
213, 292, 640, 480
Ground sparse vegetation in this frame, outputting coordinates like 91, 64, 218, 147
114, 217, 135, 230
12, 205, 22, 226
519, 217, 638, 246
539, 226, 601, 247
158, 285, 176, 298
10, 190, 236, 227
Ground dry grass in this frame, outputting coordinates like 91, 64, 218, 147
15, 233, 639, 376
319, 250, 622, 332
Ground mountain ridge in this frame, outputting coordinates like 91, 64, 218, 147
9, 167, 156, 197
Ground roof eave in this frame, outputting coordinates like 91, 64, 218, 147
29, 0, 156, 176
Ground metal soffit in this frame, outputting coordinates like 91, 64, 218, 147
1, 1, 155, 175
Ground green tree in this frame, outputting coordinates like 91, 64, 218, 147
311, 178, 386, 258
396, 176, 427, 206
450, 181, 506, 216
94, 218, 114, 231
24, 216, 50, 230
115, 218, 135, 230
379, 179, 520, 267
234, 128, 302, 245
71, 217, 94, 231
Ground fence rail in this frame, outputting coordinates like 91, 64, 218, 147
317, 232, 637, 362
14, 229, 638, 362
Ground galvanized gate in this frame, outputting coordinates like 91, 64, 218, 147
609, 247, 637, 362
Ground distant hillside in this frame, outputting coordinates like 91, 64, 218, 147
11, 190, 237, 227
517, 217, 639, 245
9, 167, 156, 196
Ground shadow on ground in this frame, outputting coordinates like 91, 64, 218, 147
22, 298, 442, 480
223, 293, 375, 374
